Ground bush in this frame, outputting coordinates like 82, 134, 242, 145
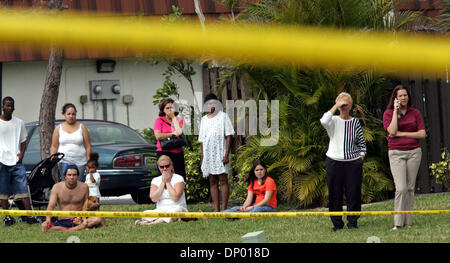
229, 154, 255, 203
139, 128, 157, 144
184, 140, 210, 203
430, 149, 450, 186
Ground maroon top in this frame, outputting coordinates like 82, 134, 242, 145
383, 107, 425, 151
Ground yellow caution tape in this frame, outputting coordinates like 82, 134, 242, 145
1, 209, 449, 219
0, 9, 448, 74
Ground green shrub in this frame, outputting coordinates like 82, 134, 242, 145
230, 154, 255, 203
184, 140, 210, 203
139, 127, 157, 144
430, 149, 450, 186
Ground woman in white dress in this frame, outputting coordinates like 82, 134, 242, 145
51, 103, 91, 182
199, 93, 235, 212
135, 155, 188, 225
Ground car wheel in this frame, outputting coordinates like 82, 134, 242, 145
131, 191, 153, 204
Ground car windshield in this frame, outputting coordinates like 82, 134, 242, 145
86, 124, 148, 146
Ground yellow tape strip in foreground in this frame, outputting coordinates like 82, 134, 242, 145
0, 10, 448, 74
1, 210, 449, 219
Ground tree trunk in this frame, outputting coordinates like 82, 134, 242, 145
39, 46, 64, 160
39, 0, 65, 163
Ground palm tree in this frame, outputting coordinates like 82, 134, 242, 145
233, 68, 394, 207
438, 0, 450, 35
241, 0, 429, 31
230, 0, 429, 207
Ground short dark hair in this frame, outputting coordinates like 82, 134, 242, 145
62, 103, 77, 115
2, 96, 14, 106
87, 152, 99, 168
204, 93, 218, 103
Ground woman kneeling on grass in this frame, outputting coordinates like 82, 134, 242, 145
135, 155, 188, 225
224, 160, 277, 214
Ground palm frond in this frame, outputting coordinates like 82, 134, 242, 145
439, 0, 450, 34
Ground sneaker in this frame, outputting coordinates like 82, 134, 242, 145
391, 225, 401, 231
3, 215, 16, 227
26, 216, 41, 224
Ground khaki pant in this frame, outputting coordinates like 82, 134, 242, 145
388, 148, 422, 227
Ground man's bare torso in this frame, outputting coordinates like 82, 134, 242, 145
54, 181, 88, 218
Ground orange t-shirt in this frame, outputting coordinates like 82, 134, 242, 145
248, 176, 277, 208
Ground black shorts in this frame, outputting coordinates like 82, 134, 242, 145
53, 218, 78, 228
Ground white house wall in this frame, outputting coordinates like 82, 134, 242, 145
2, 58, 204, 131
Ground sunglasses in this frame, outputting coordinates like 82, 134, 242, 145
159, 164, 171, 169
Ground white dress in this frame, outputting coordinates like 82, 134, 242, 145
198, 111, 235, 177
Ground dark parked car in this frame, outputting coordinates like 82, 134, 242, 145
22, 120, 158, 204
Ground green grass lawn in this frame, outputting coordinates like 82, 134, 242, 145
1, 192, 449, 243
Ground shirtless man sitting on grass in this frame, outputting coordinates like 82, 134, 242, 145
41, 164, 89, 232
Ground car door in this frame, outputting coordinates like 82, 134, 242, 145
22, 126, 44, 173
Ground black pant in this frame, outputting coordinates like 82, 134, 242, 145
325, 157, 363, 228
156, 151, 186, 180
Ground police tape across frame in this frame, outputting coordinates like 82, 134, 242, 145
0, 9, 448, 74
0, 10, 448, 220
1, 209, 450, 219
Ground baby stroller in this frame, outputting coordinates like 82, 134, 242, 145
13, 153, 64, 212
28, 152, 65, 207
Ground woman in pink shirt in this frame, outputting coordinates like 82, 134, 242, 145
153, 98, 186, 179
383, 85, 426, 230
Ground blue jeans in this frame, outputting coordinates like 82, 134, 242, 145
0, 162, 29, 200
223, 205, 276, 213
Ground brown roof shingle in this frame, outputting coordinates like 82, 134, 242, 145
0, 0, 246, 62
0, 0, 444, 62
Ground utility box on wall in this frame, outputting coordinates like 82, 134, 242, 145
89, 80, 121, 101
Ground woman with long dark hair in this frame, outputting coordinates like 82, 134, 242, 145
223, 160, 277, 213
383, 85, 426, 230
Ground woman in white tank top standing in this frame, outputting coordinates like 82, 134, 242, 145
51, 103, 92, 182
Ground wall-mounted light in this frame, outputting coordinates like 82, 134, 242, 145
96, 59, 116, 73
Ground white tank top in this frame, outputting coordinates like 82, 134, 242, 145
58, 123, 87, 166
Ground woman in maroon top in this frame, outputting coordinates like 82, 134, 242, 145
383, 85, 426, 230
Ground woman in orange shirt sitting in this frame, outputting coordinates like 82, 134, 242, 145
224, 160, 277, 213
